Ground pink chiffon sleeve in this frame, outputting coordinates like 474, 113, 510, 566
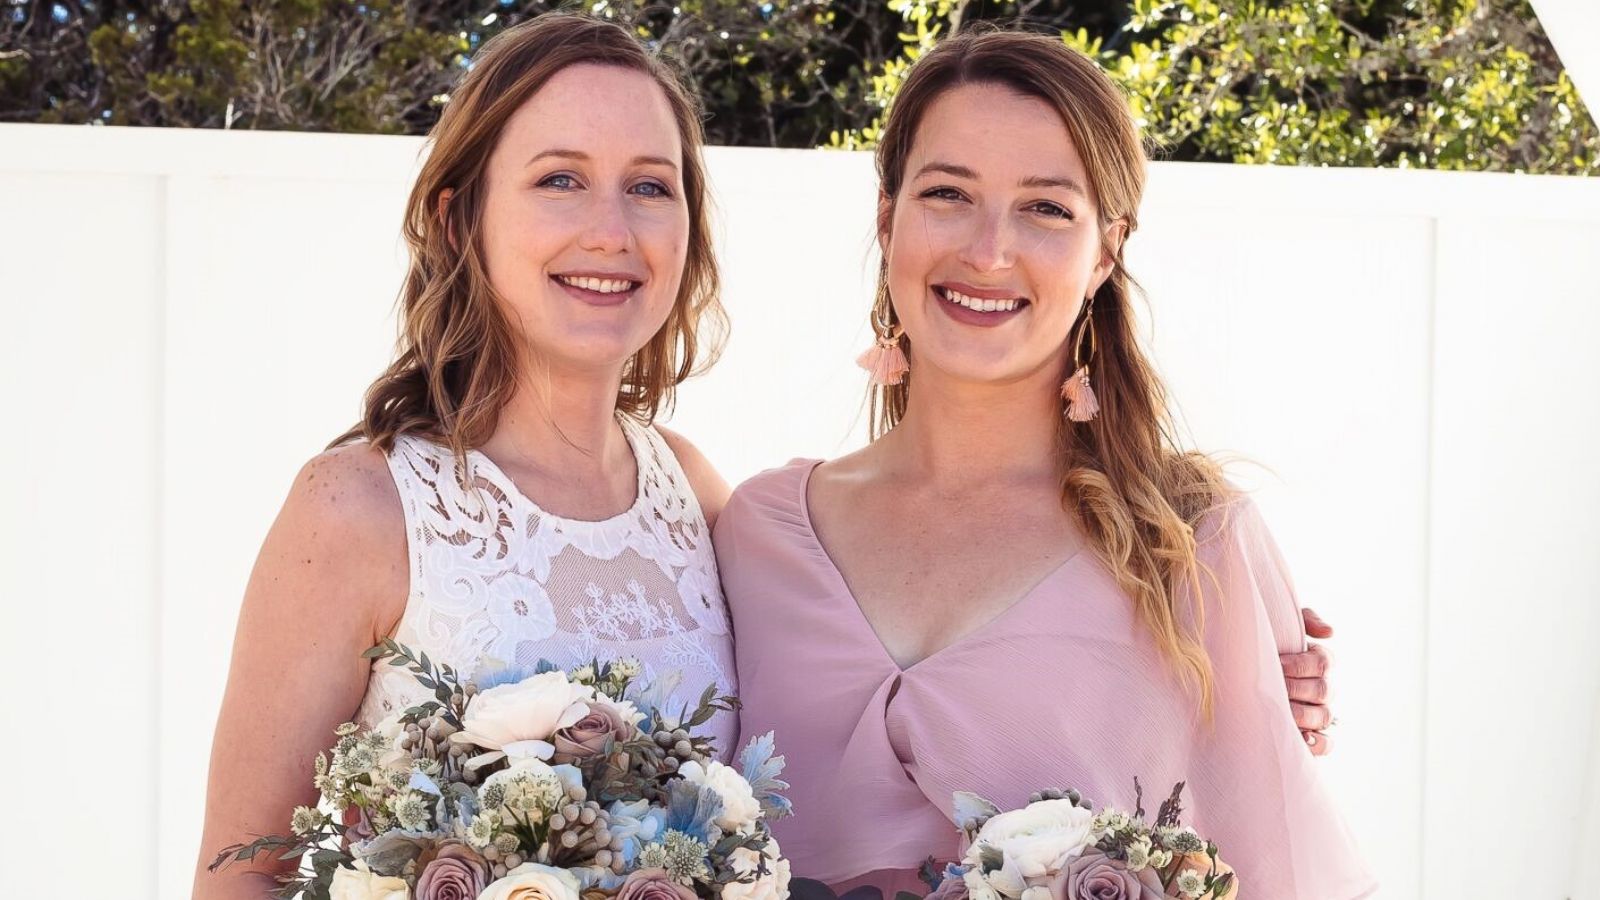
1185, 497, 1377, 899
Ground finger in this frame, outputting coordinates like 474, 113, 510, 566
1280, 643, 1330, 679
1301, 606, 1334, 639
1292, 701, 1332, 732
1303, 729, 1333, 757
1286, 676, 1329, 705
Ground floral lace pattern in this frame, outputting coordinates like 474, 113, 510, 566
354, 417, 735, 752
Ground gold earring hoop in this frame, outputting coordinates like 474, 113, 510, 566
1060, 297, 1101, 422
858, 284, 909, 386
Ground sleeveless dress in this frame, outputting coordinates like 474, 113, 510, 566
713, 459, 1376, 900
353, 415, 738, 756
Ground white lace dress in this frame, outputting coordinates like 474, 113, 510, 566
353, 415, 737, 753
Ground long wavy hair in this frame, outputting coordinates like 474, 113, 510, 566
334, 13, 725, 456
869, 27, 1231, 718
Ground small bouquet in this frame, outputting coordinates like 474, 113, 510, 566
211, 641, 792, 900
933, 782, 1236, 900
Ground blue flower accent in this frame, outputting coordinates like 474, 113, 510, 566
626, 668, 685, 733
408, 770, 442, 797
662, 779, 724, 845
739, 731, 792, 819
608, 800, 668, 868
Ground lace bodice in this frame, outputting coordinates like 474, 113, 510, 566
354, 416, 736, 753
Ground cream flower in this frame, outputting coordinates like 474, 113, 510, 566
477, 863, 582, 900
370, 715, 411, 769
451, 671, 595, 769
477, 759, 570, 821
723, 837, 789, 900
675, 760, 761, 833
964, 869, 1000, 900
328, 860, 409, 900
722, 857, 790, 900
964, 799, 1097, 879
1174, 869, 1206, 898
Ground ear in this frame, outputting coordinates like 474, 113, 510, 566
437, 188, 458, 252
1089, 219, 1128, 297
876, 189, 894, 259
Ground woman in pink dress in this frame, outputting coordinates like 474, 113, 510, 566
714, 28, 1375, 900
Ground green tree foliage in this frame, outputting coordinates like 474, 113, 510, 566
2, 0, 1594, 172
3, 0, 472, 132
0, 0, 906, 143
834, 0, 1598, 174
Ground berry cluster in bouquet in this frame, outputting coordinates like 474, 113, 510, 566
927, 783, 1236, 900
211, 640, 792, 900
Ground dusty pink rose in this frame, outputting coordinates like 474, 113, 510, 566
1050, 851, 1166, 900
927, 874, 971, 900
615, 868, 699, 900
414, 841, 490, 900
551, 700, 633, 765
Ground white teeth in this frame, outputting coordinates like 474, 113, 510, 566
942, 288, 1020, 312
559, 275, 636, 294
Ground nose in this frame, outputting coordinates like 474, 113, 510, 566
578, 193, 633, 255
957, 205, 1015, 274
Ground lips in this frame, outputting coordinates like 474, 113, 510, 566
550, 272, 643, 307
553, 273, 642, 295
933, 284, 1031, 314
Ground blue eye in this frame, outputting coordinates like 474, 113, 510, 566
539, 173, 580, 190
920, 186, 966, 202
631, 180, 673, 198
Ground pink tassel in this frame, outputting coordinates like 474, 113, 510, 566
1061, 366, 1099, 422
856, 335, 909, 386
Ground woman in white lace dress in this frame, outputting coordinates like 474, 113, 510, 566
193, 16, 733, 898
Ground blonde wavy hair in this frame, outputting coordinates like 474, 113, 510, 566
869, 27, 1231, 718
335, 13, 725, 456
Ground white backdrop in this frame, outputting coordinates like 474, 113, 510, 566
3, 123, 1600, 899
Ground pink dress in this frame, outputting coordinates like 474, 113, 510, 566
713, 460, 1376, 900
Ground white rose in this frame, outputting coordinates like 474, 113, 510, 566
964, 869, 1000, 900
722, 839, 790, 900
452, 671, 595, 767
676, 760, 761, 833
328, 860, 409, 900
371, 715, 411, 769
964, 799, 1096, 879
478, 862, 583, 900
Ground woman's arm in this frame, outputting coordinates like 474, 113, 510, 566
191, 444, 407, 899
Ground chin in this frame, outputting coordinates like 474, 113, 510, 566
536, 330, 650, 372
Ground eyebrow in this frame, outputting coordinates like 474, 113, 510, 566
1019, 174, 1090, 199
526, 148, 679, 170
913, 161, 1089, 199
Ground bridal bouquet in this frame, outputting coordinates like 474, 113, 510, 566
931, 783, 1236, 900
211, 640, 792, 900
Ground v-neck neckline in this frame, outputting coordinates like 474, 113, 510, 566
795, 459, 1088, 675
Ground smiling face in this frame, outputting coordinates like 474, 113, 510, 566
478, 62, 691, 376
882, 81, 1119, 387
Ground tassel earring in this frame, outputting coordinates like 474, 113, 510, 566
1061, 299, 1100, 422
857, 293, 910, 386
857, 326, 909, 386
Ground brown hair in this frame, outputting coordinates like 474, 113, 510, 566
335, 13, 725, 456
869, 26, 1231, 718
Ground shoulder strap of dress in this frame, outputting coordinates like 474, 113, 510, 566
623, 417, 705, 525
381, 434, 436, 601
